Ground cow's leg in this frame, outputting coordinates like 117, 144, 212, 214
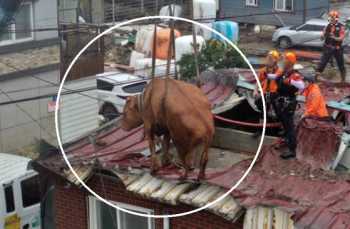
162, 133, 171, 168
197, 140, 211, 181
178, 151, 191, 181
146, 131, 159, 175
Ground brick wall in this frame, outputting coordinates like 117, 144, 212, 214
53, 177, 244, 229
0, 44, 60, 75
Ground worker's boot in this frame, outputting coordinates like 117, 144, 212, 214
280, 149, 296, 159
340, 71, 346, 83
314, 72, 322, 83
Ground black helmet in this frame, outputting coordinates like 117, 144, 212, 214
302, 74, 315, 82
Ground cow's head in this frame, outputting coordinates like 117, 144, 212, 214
122, 95, 143, 131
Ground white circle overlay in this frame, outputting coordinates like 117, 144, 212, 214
55, 16, 266, 218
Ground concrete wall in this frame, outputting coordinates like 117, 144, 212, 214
33, 0, 59, 41
0, 0, 60, 153
0, 70, 60, 153
90, 0, 104, 24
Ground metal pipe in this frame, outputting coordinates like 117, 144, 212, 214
213, 115, 282, 127
192, 26, 200, 88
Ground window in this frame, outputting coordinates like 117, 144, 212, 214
97, 80, 114, 91
315, 25, 326, 32
122, 82, 148, 94
4, 185, 15, 213
88, 196, 154, 229
1, 2, 33, 44
297, 24, 315, 31
21, 175, 41, 208
246, 0, 258, 6
275, 0, 293, 11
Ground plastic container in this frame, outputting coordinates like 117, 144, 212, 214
192, 0, 216, 23
175, 35, 206, 62
212, 21, 239, 42
159, 5, 182, 22
194, 22, 213, 40
135, 25, 161, 55
134, 58, 176, 79
129, 51, 145, 68
151, 28, 181, 60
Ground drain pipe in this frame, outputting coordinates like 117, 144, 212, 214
162, 209, 170, 229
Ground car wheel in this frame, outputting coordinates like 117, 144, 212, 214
102, 104, 118, 115
278, 37, 291, 49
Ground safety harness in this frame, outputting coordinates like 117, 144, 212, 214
325, 22, 343, 48
277, 69, 300, 98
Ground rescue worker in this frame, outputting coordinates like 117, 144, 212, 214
315, 10, 347, 83
302, 75, 328, 117
267, 52, 304, 159
251, 50, 283, 139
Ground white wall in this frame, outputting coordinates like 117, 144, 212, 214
59, 76, 99, 143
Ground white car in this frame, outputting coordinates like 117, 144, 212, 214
97, 72, 148, 115
272, 18, 350, 48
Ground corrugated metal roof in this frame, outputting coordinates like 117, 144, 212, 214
0, 153, 31, 184
32, 69, 350, 228
116, 170, 244, 221
244, 207, 295, 229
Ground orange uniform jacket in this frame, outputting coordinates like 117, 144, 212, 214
304, 84, 328, 116
258, 67, 283, 94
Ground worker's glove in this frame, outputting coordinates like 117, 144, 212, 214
267, 74, 278, 80
283, 78, 291, 84
253, 90, 259, 98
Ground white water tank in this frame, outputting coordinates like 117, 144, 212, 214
135, 26, 161, 56
159, 5, 182, 22
175, 35, 206, 62
194, 22, 213, 40
192, 0, 216, 23
134, 58, 176, 80
129, 51, 145, 68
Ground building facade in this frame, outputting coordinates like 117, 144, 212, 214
219, 0, 329, 26
0, 0, 61, 153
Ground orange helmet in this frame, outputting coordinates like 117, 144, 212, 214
282, 52, 297, 64
267, 50, 280, 61
329, 11, 339, 20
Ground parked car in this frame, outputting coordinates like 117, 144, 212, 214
272, 18, 350, 48
0, 153, 41, 229
97, 72, 148, 115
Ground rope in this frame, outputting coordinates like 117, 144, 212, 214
213, 115, 282, 127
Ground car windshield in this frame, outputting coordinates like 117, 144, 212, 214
122, 82, 148, 94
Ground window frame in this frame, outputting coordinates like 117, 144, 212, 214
245, 0, 259, 6
274, 0, 294, 11
0, 2, 34, 46
4, 184, 16, 213
20, 174, 41, 209
88, 196, 155, 229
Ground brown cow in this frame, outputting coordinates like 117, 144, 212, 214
122, 78, 215, 181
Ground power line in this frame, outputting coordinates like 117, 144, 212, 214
0, 86, 55, 138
